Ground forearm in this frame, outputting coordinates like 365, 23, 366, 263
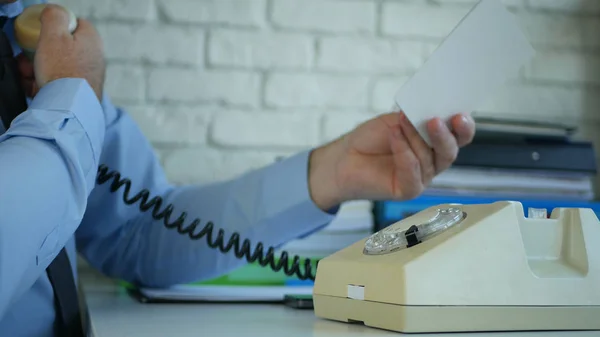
76, 97, 337, 286
0, 79, 105, 318
308, 137, 344, 211
125, 151, 337, 287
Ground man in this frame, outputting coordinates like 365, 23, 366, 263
0, 1, 476, 336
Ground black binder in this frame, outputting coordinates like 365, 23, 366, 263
455, 141, 597, 174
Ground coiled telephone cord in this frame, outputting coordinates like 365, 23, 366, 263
95, 164, 318, 281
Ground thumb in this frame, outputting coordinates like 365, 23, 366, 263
39, 4, 72, 41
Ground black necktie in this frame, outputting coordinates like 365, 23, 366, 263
1, 17, 88, 337
46, 248, 87, 337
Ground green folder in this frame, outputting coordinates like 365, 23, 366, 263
119, 256, 320, 289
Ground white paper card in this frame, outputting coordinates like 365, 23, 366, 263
394, 0, 535, 145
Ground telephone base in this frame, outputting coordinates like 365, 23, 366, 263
313, 294, 600, 333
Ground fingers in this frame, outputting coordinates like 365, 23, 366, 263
73, 18, 96, 38
16, 53, 37, 97
398, 112, 436, 184
388, 119, 423, 198
39, 4, 73, 41
426, 118, 459, 173
34, 5, 105, 99
17, 53, 34, 78
425, 113, 475, 173
449, 114, 476, 147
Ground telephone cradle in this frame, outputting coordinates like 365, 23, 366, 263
312, 201, 600, 333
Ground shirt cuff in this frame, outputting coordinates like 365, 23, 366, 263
258, 149, 339, 241
28, 78, 106, 166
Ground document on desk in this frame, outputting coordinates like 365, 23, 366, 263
132, 285, 313, 303
394, 0, 535, 145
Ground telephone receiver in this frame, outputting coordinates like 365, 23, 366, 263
3, 5, 600, 336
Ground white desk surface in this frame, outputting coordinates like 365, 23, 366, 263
83, 281, 600, 337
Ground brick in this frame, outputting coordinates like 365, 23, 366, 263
126, 105, 212, 144
381, 3, 472, 38
371, 77, 411, 112
270, 0, 376, 33
148, 68, 261, 107
317, 37, 425, 73
514, 12, 599, 48
265, 74, 370, 109
429, 0, 480, 4
162, 147, 285, 184
429, 0, 524, 8
208, 30, 314, 69
475, 83, 598, 120
322, 113, 375, 142
97, 23, 204, 66
211, 112, 320, 148
51, 0, 109, 17
104, 64, 145, 103
523, 52, 600, 85
579, 90, 600, 122
157, 0, 266, 26
103, 0, 157, 21
527, 0, 600, 14
53, 0, 156, 21
153, 148, 168, 166
500, 0, 525, 6
585, 21, 600, 49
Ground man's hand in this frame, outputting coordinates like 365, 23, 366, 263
19, 4, 105, 100
308, 111, 475, 210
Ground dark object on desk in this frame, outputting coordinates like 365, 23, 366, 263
456, 117, 596, 174
455, 141, 597, 174
283, 294, 314, 309
125, 287, 283, 304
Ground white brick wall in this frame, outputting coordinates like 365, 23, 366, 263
53, 0, 600, 184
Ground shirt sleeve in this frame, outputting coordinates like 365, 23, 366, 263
0, 1, 25, 19
0, 78, 105, 318
76, 97, 337, 287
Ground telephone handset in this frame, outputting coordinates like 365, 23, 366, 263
0, 5, 317, 282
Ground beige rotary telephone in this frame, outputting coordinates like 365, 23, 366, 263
312, 201, 600, 333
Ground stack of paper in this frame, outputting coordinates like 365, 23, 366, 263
278, 200, 373, 258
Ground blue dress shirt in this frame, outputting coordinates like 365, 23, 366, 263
0, 2, 337, 336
